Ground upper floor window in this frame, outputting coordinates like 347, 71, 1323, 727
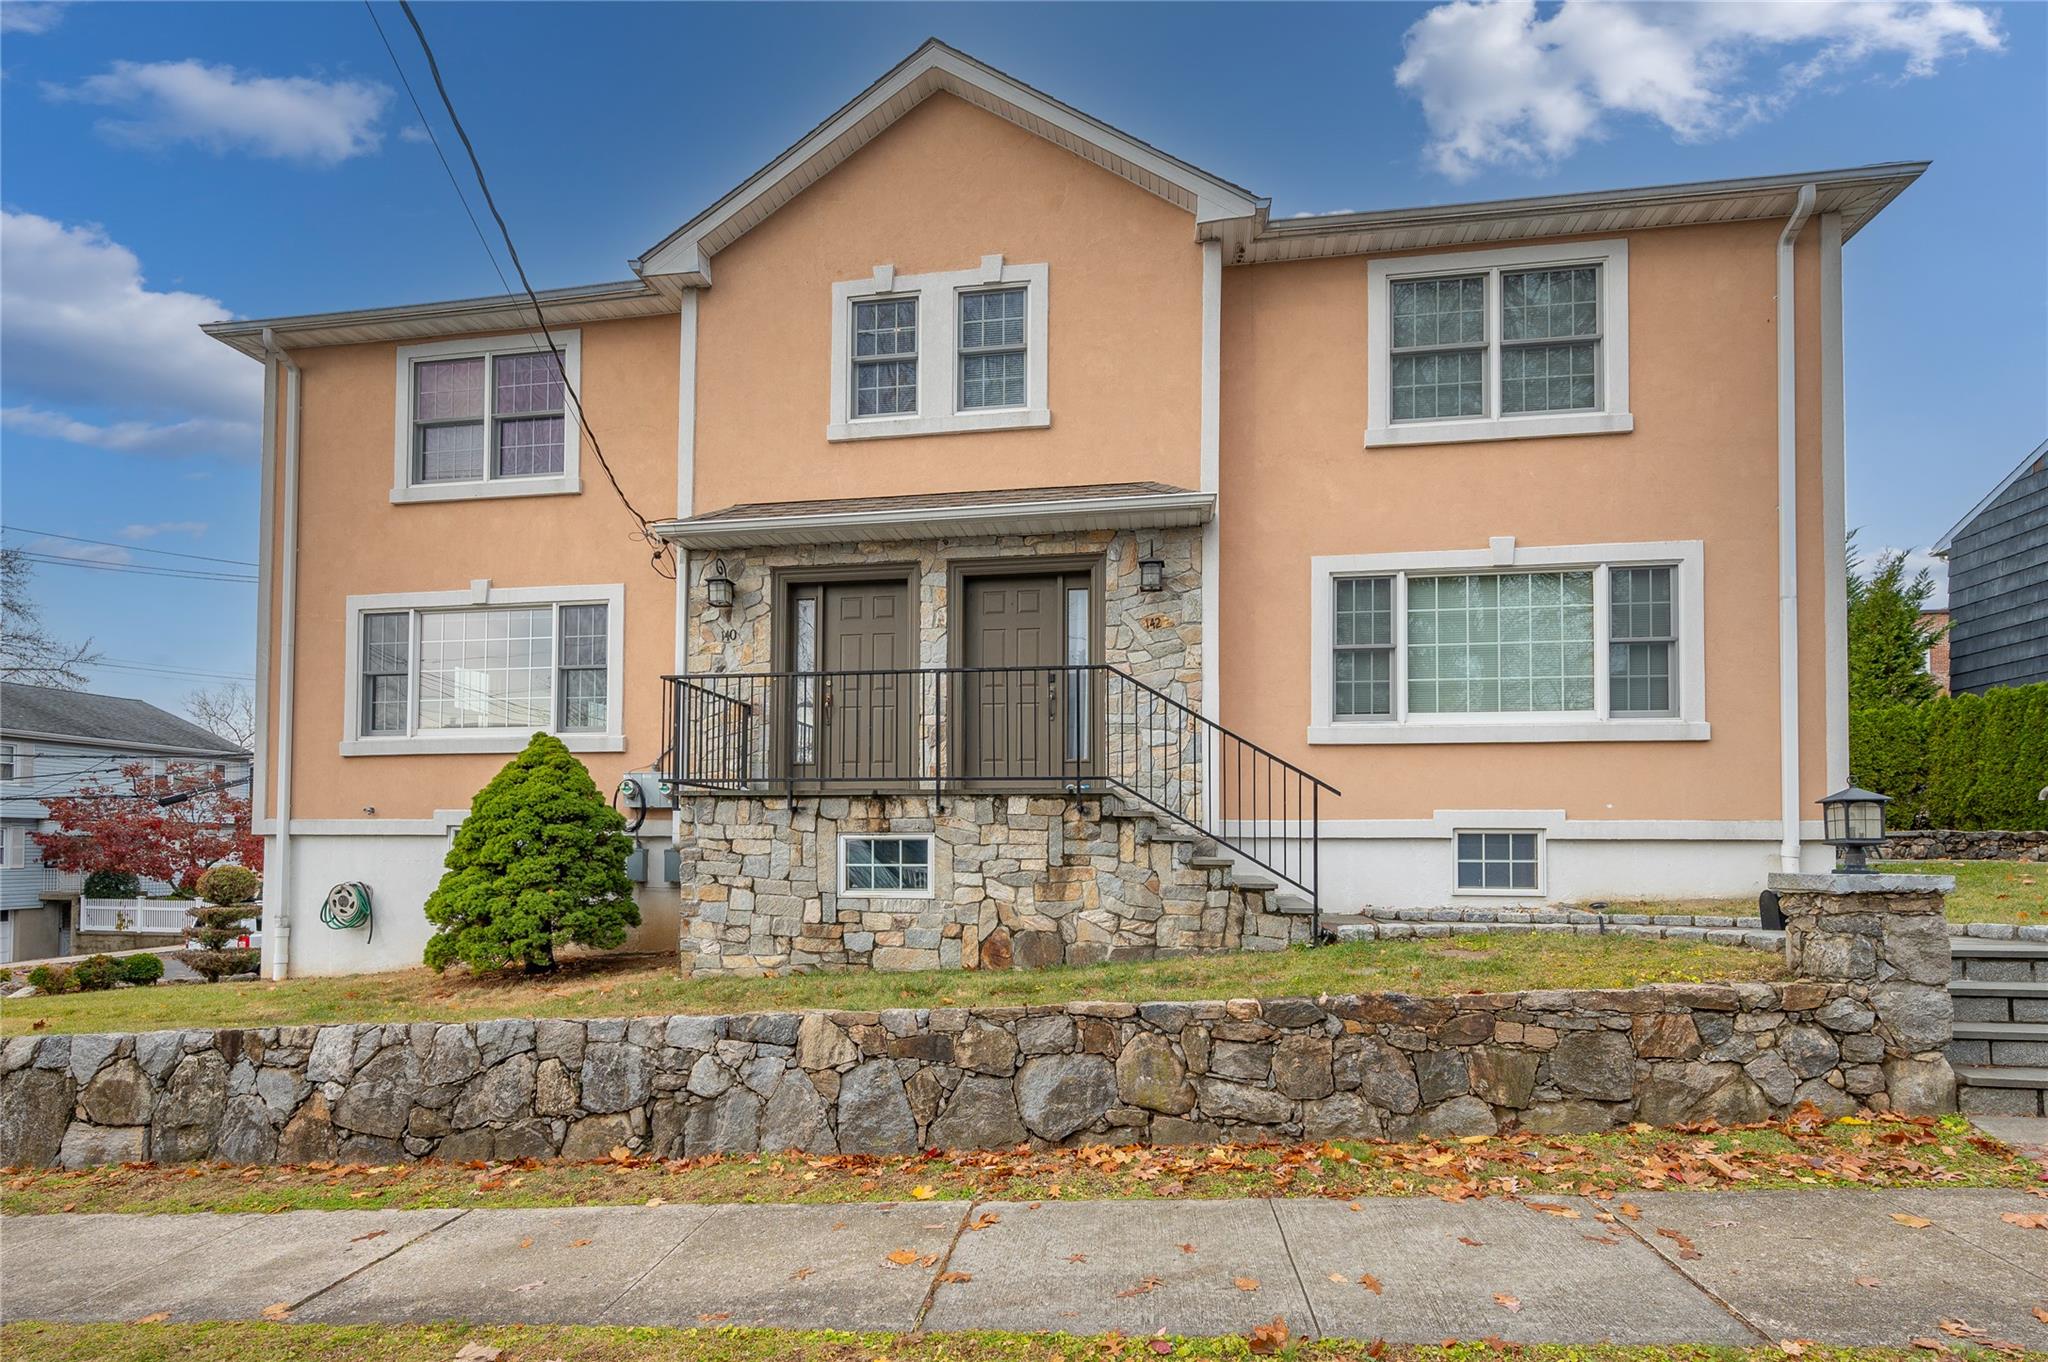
392, 332, 582, 504
1367, 241, 1630, 449
343, 583, 623, 756
1309, 540, 1703, 744
829, 259, 1049, 442
0, 744, 16, 782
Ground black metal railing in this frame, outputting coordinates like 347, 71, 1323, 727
661, 664, 1339, 932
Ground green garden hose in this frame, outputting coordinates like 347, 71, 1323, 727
320, 881, 374, 943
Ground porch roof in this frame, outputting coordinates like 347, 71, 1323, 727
651, 482, 1214, 548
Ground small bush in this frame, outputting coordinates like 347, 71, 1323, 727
72, 954, 121, 991
118, 953, 165, 986
83, 868, 141, 899
194, 864, 261, 906
24, 964, 75, 994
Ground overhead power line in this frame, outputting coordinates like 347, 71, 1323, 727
87, 658, 256, 683
393, 0, 676, 581
13, 552, 256, 584
2, 525, 257, 568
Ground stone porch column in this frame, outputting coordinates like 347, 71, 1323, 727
1769, 872, 1957, 1114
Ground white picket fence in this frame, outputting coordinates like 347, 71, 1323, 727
78, 898, 194, 935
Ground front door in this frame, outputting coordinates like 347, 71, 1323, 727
787, 578, 914, 783
961, 572, 1095, 783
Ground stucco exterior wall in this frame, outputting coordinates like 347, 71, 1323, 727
1215, 219, 1838, 831
691, 91, 1206, 511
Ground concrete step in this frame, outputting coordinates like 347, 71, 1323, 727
1186, 855, 1234, 870
1271, 894, 1314, 917
1957, 1064, 2048, 1091
1231, 875, 1280, 893
1953, 1021, 2048, 1043
1951, 938, 2048, 959
1950, 979, 2048, 998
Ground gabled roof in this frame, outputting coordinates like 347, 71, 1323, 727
633, 38, 1266, 285
1935, 436, 2048, 555
0, 682, 248, 758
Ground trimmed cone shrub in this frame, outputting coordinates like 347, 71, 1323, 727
424, 732, 638, 973
179, 863, 262, 983
118, 953, 165, 986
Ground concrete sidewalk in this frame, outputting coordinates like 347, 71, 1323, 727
3, 1189, 2044, 1345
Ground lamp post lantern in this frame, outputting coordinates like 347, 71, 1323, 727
1818, 785, 1891, 874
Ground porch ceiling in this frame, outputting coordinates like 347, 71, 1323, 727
652, 481, 1214, 548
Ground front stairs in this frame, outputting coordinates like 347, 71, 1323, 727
1950, 937, 2048, 1117
1096, 796, 1315, 951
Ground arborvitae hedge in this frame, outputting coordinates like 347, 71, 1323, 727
1849, 683, 2048, 830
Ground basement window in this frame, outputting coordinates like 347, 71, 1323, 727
839, 835, 933, 897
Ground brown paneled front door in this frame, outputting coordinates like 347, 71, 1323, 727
788, 578, 914, 783
961, 573, 1093, 783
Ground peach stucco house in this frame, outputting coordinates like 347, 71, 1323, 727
205, 42, 1919, 979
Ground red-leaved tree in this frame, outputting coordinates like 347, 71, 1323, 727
35, 762, 261, 892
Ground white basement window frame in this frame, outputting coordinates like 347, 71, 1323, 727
1452, 828, 1545, 897
390, 330, 583, 503
1307, 538, 1708, 745
837, 833, 935, 898
828, 257, 1050, 442
1364, 239, 1631, 449
339, 582, 625, 756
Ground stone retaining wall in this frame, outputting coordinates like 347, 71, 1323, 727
0, 878, 1954, 1168
1882, 829, 2048, 863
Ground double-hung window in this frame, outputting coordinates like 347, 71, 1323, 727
393, 332, 582, 502
1367, 241, 1629, 447
829, 260, 1050, 440
347, 586, 621, 754
1311, 542, 1701, 743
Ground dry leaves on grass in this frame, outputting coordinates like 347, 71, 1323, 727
134, 1312, 171, 1324
1246, 1316, 1290, 1355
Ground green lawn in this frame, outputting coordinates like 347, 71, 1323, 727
1, 1115, 2025, 1217
0, 934, 1783, 1038
1590, 859, 2045, 925
0, 1321, 1987, 1362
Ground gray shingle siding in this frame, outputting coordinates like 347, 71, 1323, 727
1946, 450, 2048, 694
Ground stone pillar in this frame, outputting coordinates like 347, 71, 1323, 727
1769, 872, 1956, 1114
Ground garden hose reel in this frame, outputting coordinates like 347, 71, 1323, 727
321, 881, 374, 943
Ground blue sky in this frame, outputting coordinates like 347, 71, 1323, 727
3, 0, 2041, 718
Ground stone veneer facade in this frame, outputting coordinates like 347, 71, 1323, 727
0, 880, 1956, 1167
674, 523, 1262, 976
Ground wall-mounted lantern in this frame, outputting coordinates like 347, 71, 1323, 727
1138, 558, 1166, 593
1818, 785, 1891, 874
705, 557, 737, 612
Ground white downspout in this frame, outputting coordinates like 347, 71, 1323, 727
260, 328, 303, 979
1775, 184, 1817, 873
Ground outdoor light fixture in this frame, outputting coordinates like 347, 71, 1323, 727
1818, 785, 1891, 874
705, 557, 736, 612
1138, 558, 1166, 592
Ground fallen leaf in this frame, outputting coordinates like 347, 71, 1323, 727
936, 1271, 973, 1284
791, 1266, 816, 1281
518, 1237, 533, 1250
1495, 1293, 1522, 1312
1582, 1233, 1621, 1245
1148, 1341, 1175, 1356
645, 1196, 665, 1208
1234, 1276, 1262, 1291
1656, 1227, 1702, 1260
1890, 1212, 1934, 1229
1456, 1236, 1484, 1247
134, 1312, 171, 1325
2000, 1212, 2048, 1230
1328, 1272, 1348, 1284
1179, 1243, 1198, 1255
1910, 1338, 1955, 1354
608, 1146, 633, 1164
1617, 1202, 1642, 1219
2033, 1307, 2048, 1325
967, 1212, 1001, 1231
1359, 1273, 1384, 1294
696, 1310, 729, 1323
1525, 1200, 1580, 1218
259, 1303, 292, 1321
1115, 1274, 1164, 1298
885, 1250, 921, 1266
1938, 1318, 1987, 1339
1779, 1340, 1810, 1356
1246, 1316, 1290, 1355
569, 1238, 592, 1248
1068, 1252, 1089, 1263
349, 1229, 387, 1243
910, 1185, 937, 1200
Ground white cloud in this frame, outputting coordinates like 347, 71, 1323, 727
25, 537, 130, 566
1880, 545, 1950, 609
119, 521, 210, 541
0, 211, 259, 458
398, 124, 433, 144
46, 59, 391, 165
1395, 0, 2003, 179
0, 2, 68, 34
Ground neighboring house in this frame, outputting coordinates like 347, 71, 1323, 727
204, 41, 1912, 978
1918, 610, 1951, 694
0, 683, 250, 964
1933, 438, 2048, 695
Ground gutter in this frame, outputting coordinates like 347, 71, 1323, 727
259, 328, 303, 980
1775, 183, 1817, 872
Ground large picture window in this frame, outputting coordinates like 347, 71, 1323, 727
346, 585, 622, 754
1309, 541, 1703, 745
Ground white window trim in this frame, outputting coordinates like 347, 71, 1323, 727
391, 331, 584, 503
1365, 239, 1631, 449
1, 825, 28, 871
340, 580, 625, 756
836, 832, 936, 899
1451, 827, 1547, 898
1308, 537, 1707, 745
828, 257, 1050, 442
0, 743, 26, 782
